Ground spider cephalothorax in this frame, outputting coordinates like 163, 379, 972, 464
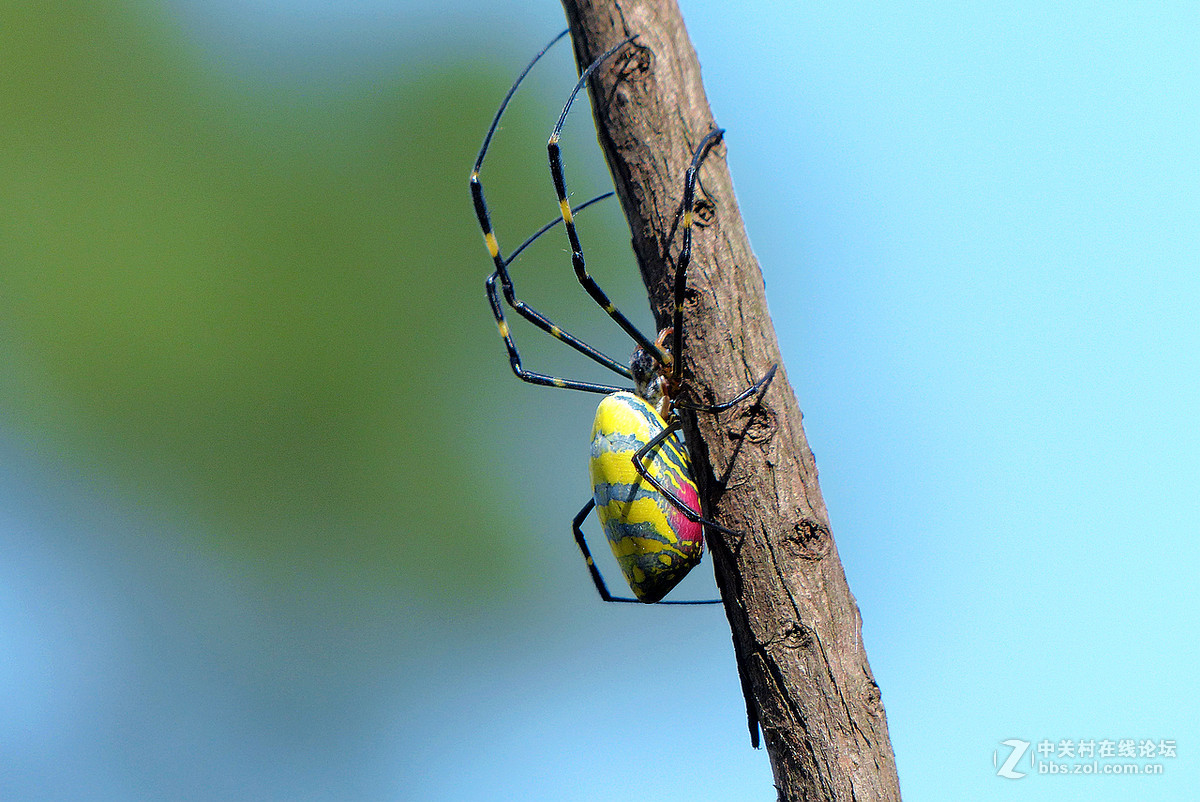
630, 328, 679, 420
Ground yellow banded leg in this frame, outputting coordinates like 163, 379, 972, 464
670, 127, 726, 382
545, 36, 667, 366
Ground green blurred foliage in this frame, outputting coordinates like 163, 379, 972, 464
0, 2, 643, 605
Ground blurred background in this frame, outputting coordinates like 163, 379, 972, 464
1, 1, 1196, 799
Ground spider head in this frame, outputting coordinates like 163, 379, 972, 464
631, 328, 677, 419
630, 344, 660, 398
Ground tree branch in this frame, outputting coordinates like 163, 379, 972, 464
559, 1, 902, 798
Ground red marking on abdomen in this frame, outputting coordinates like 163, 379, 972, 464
668, 482, 704, 550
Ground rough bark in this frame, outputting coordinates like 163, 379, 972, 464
558, 1, 902, 799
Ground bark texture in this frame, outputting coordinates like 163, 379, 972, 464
559, 1, 902, 799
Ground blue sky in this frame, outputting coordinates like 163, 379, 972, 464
4, 1, 1197, 799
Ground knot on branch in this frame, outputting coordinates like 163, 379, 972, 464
863, 675, 885, 716
772, 621, 815, 650
618, 42, 654, 78
732, 403, 776, 445
784, 518, 832, 561
692, 196, 716, 227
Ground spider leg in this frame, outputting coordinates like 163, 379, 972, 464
470, 27, 566, 298
671, 127, 726, 382
470, 30, 634, 386
632, 420, 739, 538
504, 192, 613, 266
665, 129, 779, 413
572, 499, 720, 605
486, 273, 628, 394
546, 36, 668, 366
474, 188, 633, 379
674, 363, 778, 413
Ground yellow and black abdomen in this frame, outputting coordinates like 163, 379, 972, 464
588, 392, 704, 603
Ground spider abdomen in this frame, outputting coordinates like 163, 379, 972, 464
589, 392, 704, 603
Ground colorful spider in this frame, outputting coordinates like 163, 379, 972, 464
471, 30, 774, 604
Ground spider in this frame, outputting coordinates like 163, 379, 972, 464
470, 29, 774, 604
